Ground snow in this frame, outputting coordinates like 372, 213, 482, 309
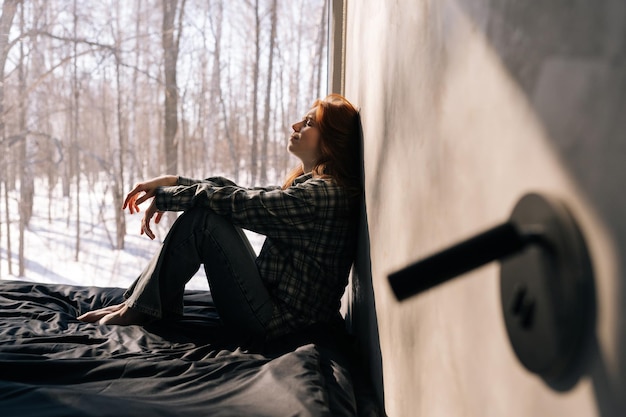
0, 177, 265, 291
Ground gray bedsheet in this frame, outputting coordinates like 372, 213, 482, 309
0, 281, 371, 417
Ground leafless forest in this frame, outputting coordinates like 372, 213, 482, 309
0, 0, 328, 278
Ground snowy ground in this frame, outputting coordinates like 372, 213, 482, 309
0, 177, 265, 291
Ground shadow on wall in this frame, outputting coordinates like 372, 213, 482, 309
458, 0, 626, 415
345, 112, 386, 416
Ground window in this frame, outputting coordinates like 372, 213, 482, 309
0, 0, 329, 289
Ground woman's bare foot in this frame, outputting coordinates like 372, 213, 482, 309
77, 303, 153, 325
77, 303, 125, 323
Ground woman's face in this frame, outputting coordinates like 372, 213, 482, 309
288, 107, 321, 171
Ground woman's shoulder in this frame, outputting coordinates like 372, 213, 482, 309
292, 175, 361, 207
293, 174, 337, 190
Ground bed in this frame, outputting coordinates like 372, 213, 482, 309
0, 281, 380, 416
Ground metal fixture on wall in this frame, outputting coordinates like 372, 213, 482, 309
388, 193, 596, 390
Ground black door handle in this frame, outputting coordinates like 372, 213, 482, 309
388, 193, 595, 390
389, 221, 538, 301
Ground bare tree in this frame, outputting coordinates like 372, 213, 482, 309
162, 0, 185, 175
70, 0, 82, 261
311, 0, 327, 100
0, 0, 21, 278
260, 0, 277, 185
209, 0, 240, 182
249, 0, 261, 185
17, 2, 33, 276
111, 4, 128, 250
208, 0, 224, 173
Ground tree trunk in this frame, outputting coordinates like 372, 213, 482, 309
17, 2, 32, 276
72, 0, 81, 261
130, 0, 142, 187
209, 0, 238, 182
250, 0, 261, 185
0, 0, 21, 278
162, 0, 184, 175
260, 0, 277, 185
284, 0, 305, 174
114, 18, 127, 249
313, 1, 327, 99
208, 0, 223, 174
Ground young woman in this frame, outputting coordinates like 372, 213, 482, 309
78, 94, 362, 341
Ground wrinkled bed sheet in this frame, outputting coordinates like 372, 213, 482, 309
0, 281, 372, 417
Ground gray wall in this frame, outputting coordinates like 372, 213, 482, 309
342, 0, 626, 415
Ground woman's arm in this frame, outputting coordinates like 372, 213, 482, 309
124, 175, 248, 239
199, 176, 281, 192
154, 177, 348, 238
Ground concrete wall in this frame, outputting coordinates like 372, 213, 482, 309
341, 1, 626, 416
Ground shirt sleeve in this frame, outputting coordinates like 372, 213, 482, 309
154, 177, 336, 238
178, 175, 281, 191
177, 176, 234, 187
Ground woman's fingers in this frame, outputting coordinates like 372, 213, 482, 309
123, 188, 152, 214
122, 176, 176, 212
142, 217, 155, 240
134, 190, 154, 207
122, 177, 171, 238
122, 184, 143, 211
140, 201, 159, 240
123, 196, 138, 214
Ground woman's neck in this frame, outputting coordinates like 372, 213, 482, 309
301, 160, 317, 174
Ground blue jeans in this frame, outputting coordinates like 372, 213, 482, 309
123, 207, 273, 338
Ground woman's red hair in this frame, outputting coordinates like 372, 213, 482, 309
282, 94, 361, 189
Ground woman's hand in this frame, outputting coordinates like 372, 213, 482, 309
140, 199, 163, 240
122, 175, 177, 239
122, 175, 178, 214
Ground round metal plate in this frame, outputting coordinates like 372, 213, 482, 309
500, 193, 595, 389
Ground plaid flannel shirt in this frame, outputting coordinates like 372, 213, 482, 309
154, 173, 358, 338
